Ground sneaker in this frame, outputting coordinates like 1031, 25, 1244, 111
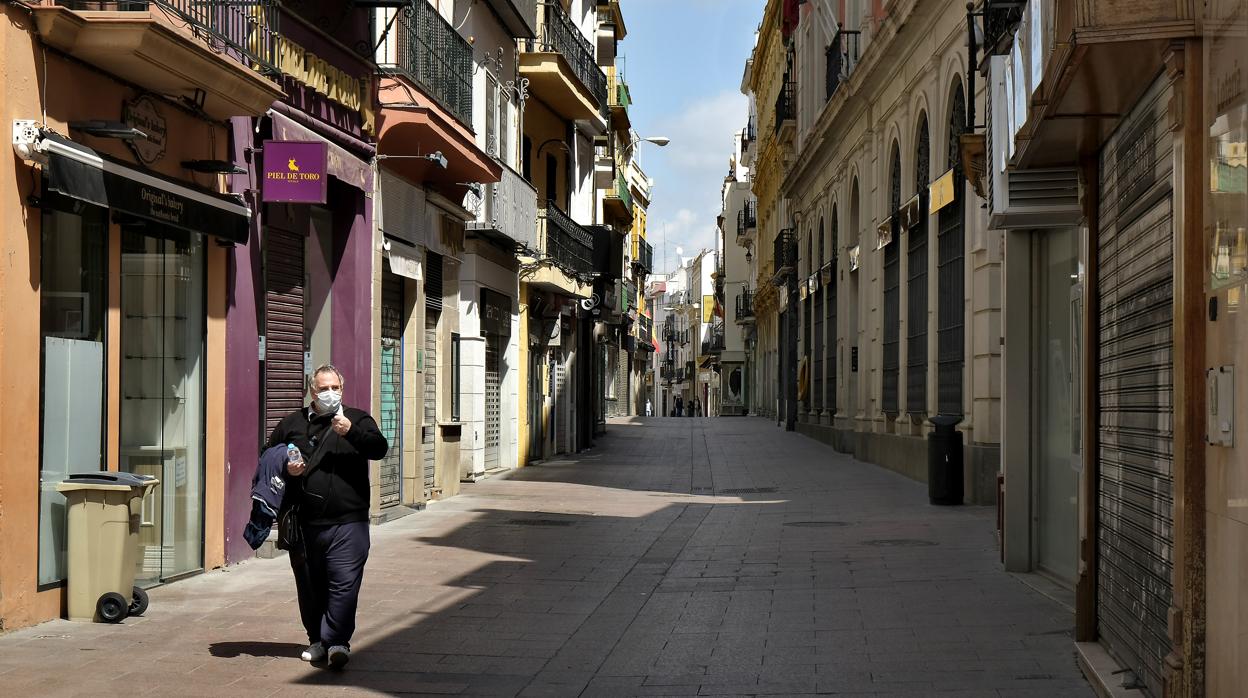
300, 642, 326, 662
327, 645, 350, 668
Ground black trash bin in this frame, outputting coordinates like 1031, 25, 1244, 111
927, 415, 963, 505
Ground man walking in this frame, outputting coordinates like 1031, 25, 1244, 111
268, 364, 388, 668
674, 394, 683, 417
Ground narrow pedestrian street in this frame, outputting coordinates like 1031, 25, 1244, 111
0, 419, 1091, 697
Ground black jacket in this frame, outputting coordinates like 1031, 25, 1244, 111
267, 406, 389, 526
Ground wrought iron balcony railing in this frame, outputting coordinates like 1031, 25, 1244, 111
538, 200, 594, 276
825, 30, 861, 101
737, 200, 757, 237
746, 114, 756, 143
701, 326, 725, 355
48, 0, 281, 76
638, 315, 654, 347
774, 81, 796, 134
736, 289, 755, 323
983, 0, 1026, 56
467, 163, 539, 251
773, 228, 797, 278
375, 0, 474, 126
526, 1, 609, 114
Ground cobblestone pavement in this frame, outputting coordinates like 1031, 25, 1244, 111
0, 417, 1092, 697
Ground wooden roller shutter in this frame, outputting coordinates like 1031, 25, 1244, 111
264, 227, 305, 439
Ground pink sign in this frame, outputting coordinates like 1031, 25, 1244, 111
262, 140, 328, 203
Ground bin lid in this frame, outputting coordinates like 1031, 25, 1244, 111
65, 472, 159, 487
928, 415, 963, 428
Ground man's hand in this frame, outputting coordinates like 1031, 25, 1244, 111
332, 414, 352, 436
286, 459, 308, 477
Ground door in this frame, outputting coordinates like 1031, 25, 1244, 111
264, 227, 305, 439
1095, 75, 1174, 698
379, 270, 404, 508
1035, 227, 1078, 583
484, 333, 501, 470
118, 222, 206, 584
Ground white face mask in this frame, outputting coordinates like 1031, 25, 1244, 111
315, 389, 342, 414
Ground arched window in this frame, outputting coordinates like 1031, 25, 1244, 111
814, 217, 825, 411
826, 207, 838, 412
937, 83, 966, 417
883, 142, 902, 414
907, 114, 930, 413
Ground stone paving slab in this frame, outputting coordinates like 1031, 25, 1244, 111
0, 417, 1092, 697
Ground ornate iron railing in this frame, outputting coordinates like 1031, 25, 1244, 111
468, 163, 539, 251
638, 315, 653, 346
737, 200, 757, 237
51, 0, 281, 75
538, 201, 594, 276
633, 236, 653, 273
825, 30, 861, 101
983, 0, 1026, 56
736, 289, 754, 322
375, 0, 474, 126
701, 325, 725, 355
773, 228, 797, 277
527, 1, 609, 114
774, 81, 796, 134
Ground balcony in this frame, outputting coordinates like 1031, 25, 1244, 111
520, 1, 609, 124
375, 1, 473, 126
538, 201, 595, 277
701, 326, 725, 356
603, 172, 634, 222
736, 289, 755, 324
825, 30, 861, 101
607, 65, 632, 133
29, 1, 284, 119
632, 236, 653, 274
772, 228, 797, 280
467, 163, 539, 252
737, 200, 757, 237
774, 80, 795, 137
982, 1, 1025, 56
638, 315, 654, 351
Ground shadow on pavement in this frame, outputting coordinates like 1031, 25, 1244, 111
209, 640, 305, 659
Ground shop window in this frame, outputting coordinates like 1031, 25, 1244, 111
39, 206, 108, 586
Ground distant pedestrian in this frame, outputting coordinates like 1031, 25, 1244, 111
269, 364, 388, 669
674, 395, 683, 417
645, 399, 652, 417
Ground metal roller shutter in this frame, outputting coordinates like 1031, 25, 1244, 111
813, 289, 823, 411
827, 252, 837, 412
264, 227, 305, 438
907, 208, 928, 413
422, 310, 438, 494
484, 334, 501, 470
1095, 74, 1174, 698
379, 270, 403, 508
882, 222, 900, 414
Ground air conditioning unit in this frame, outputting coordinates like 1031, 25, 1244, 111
989, 167, 1081, 229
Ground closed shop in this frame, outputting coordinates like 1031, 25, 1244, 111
264, 226, 305, 438
1095, 74, 1174, 698
379, 269, 404, 508
480, 288, 510, 471
423, 252, 442, 495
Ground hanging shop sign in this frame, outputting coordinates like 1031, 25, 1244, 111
929, 168, 956, 214
849, 244, 861, 272
876, 216, 894, 250
481, 288, 513, 337
263, 141, 328, 203
821, 262, 833, 285
122, 96, 167, 165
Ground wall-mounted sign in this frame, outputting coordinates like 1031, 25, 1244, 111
263, 140, 328, 203
123, 96, 167, 164
929, 168, 956, 214
481, 288, 512, 337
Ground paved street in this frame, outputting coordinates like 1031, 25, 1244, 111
0, 418, 1092, 697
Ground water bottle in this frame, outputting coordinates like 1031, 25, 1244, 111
287, 443, 304, 468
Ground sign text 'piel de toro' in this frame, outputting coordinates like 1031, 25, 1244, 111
262, 140, 329, 203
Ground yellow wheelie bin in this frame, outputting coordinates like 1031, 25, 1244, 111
57, 472, 159, 622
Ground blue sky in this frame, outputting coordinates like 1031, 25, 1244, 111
620, 0, 763, 275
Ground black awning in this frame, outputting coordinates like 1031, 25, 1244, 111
43, 134, 250, 243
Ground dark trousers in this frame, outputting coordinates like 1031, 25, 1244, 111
290, 521, 370, 648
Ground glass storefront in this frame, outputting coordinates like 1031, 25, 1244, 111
38, 208, 108, 586
1036, 227, 1079, 583
118, 222, 206, 584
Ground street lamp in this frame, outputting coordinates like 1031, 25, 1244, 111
624, 135, 670, 159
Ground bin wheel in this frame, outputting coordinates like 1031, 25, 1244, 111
129, 587, 149, 616
97, 592, 129, 623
